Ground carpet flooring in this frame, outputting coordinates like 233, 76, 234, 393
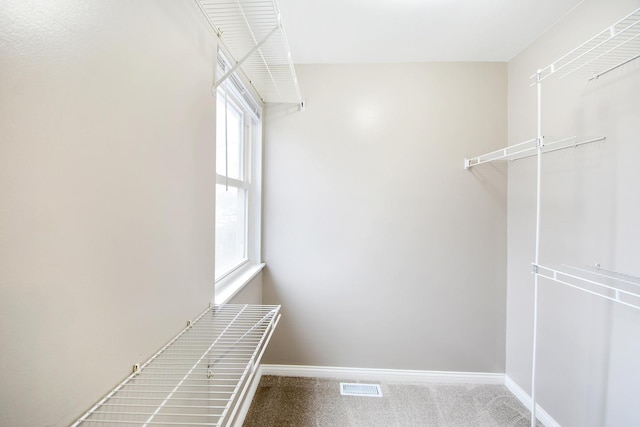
243, 376, 542, 427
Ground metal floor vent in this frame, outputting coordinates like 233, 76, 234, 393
340, 382, 383, 397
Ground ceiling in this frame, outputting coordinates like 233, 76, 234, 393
277, 0, 585, 63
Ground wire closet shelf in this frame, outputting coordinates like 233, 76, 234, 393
462, 7, 640, 427
463, 136, 605, 169
72, 304, 281, 427
534, 264, 640, 311
535, 7, 640, 81
195, 0, 303, 108
526, 5, 640, 322
464, 7, 640, 170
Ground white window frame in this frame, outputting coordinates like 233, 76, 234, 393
214, 53, 264, 303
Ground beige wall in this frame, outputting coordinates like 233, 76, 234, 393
0, 1, 217, 425
262, 63, 508, 372
506, 0, 640, 425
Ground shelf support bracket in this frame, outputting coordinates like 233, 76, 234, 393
213, 24, 281, 91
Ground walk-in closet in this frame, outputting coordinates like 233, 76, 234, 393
1, 0, 638, 426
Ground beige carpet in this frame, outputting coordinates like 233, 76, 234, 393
244, 376, 542, 427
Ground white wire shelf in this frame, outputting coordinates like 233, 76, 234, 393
72, 304, 281, 427
536, 7, 640, 81
464, 135, 605, 169
534, 264, 640, 311
195, 0, 303, 106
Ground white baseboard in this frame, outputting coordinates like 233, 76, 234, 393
505, 375, 561, 427
260, 364, 505, 384
233, 366, 560, 427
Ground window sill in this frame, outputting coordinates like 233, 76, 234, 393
215, 262, 265, 305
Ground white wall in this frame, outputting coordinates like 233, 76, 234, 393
506, 0, 640, 425
0, 1, 217, 425
262, 63, 508, 372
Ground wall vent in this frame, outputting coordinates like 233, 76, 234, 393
340, 383, 383, 397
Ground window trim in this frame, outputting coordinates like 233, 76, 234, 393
215, 88, 249, 281
214, 51, 264, 302
215, 263, 265, 305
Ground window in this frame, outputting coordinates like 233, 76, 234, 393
215, 59, 262, 286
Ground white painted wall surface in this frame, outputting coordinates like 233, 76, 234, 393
506, 0, 640, 425
0, 1, 217, 425
262, 63, 508, 372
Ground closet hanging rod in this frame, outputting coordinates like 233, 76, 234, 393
589, 52, 640, 80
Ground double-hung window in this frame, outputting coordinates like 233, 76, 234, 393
214, 56, 263, 294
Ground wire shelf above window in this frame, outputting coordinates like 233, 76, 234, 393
196, 0, 303, 107
536, 7, 640, 81
464, 135, 605, 169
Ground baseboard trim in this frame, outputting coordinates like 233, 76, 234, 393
505, 375, 561, 427
234, 366, 561, 427
260, 364, 505, 384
